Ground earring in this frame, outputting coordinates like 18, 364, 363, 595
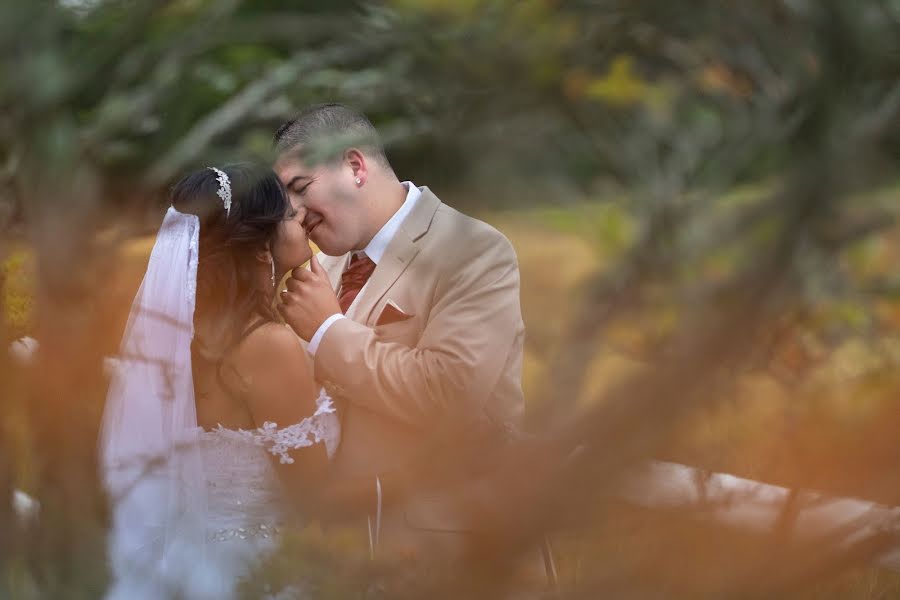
355, 177, 361, 185
270, 260, 276, 288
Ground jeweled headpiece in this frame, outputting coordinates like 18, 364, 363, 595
207, 167, 232, 216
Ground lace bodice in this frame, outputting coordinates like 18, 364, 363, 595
200, 391, 340, 544
229, 391, 340, 465
200, 428, 282, 543
179, 392, 340, 599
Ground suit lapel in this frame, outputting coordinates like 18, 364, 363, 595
352, 231, 418, 324
315, 252, 351, 431
319, 190, 440, 452
353, 188, 440, 325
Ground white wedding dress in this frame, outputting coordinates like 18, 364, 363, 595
101, 206, 341, 600
196, 394, 340, 599
105, 401, 339, 600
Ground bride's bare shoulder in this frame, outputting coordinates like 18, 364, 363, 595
231, 322, 308, 376
229, 321, 318, 424
238, 321, 306, 360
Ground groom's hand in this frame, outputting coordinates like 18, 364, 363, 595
278, 255, 342, 341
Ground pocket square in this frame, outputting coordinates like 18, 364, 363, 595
377, 300, 413, 326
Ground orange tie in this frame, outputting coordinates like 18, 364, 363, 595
339, 253, 376, 314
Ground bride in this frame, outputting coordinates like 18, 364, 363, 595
100, 164, 339, 599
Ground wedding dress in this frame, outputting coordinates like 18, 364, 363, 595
191, 396, 339, 599
100, 205, 340, 599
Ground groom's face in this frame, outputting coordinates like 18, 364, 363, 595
275, 150, 363, 256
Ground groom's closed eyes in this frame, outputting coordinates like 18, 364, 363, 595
285, 175, 313, 197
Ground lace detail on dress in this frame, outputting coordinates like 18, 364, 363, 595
228, 393, 338, 464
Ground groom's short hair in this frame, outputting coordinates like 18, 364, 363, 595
273, 103, 390, 168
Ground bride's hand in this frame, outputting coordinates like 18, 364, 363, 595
278, 255, 341, 341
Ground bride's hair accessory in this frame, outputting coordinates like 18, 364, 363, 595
207, 167, 232, 216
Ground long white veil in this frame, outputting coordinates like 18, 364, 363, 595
100, 206, 217, 599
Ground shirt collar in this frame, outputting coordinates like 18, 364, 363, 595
361, 181, 421, 265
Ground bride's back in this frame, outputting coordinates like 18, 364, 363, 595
192, 318, 270, 432
193, 318, 320, 436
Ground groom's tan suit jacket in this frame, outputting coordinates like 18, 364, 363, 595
314, 186, 524, 553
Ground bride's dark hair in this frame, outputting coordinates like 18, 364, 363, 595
170, 163, 288, 367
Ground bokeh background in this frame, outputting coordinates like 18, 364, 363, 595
2, 0, 900, 598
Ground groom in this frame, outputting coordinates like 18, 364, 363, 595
275, 103, 525, 557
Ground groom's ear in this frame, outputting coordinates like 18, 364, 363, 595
344, 148, 368, 186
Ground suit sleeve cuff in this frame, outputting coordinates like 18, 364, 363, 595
307, 313, 345, 356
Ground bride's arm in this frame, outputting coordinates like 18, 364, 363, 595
232, 322, 330, 489
231, 323, 401, 521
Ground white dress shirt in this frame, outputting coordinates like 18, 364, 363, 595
307, 181, 421, 355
